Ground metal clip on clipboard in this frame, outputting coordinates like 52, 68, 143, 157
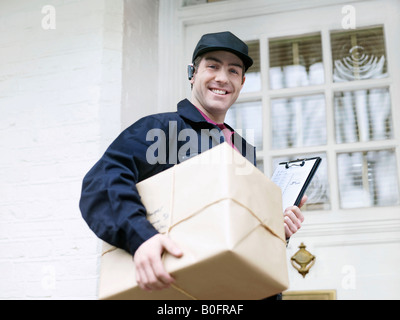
285, 159, 306, 169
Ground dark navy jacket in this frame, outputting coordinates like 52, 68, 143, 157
79, 99, 256, 256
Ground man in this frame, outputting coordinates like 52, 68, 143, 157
80, 31, 305, 295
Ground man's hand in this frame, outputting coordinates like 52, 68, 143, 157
133, 234, 183, 291
284, 195, 307, 239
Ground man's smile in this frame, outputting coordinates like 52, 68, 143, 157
209, 88, 230, 96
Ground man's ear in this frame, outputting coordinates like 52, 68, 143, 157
241, 75, 246, 87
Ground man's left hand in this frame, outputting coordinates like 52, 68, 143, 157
284, 195, 307, 239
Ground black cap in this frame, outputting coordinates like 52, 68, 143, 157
192, 31, 253, 72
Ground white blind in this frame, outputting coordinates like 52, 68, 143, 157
271, 94, 326, 149
334, 88, 393, 143
269, 34, 324, 89
338, 150, 400, 208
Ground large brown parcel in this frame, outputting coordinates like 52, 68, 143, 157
99, 143, 289, 300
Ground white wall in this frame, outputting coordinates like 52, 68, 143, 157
122, 0, 159, 130
0, 0, 123, 299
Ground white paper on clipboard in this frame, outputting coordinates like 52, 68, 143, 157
271, 157, 321, 211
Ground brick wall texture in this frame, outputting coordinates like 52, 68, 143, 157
0, 0, 124, 299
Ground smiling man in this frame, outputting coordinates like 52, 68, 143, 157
190, 51, 245, 123
79, 31, 306, 298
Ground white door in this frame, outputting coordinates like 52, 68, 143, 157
166, 0, 400, 299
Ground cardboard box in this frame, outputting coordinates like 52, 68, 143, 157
99, 143, 289, 300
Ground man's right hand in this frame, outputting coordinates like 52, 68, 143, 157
133, 234, 183, 291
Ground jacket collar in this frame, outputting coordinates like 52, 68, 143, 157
177, 99, 210, 124
177, 98, 236, 132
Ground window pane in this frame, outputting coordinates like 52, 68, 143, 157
242, 41, 261, 93
226, 101, 263, 151
272, 153, 330, 211
337, 150, 400, 208
331, 27, 388, 82
334, 88, 393, 143
269, 34, 324, 89
271, 94, 326, 149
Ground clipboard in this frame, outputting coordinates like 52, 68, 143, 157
271, 157, 322, 211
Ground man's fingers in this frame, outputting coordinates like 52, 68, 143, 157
284, 215, 298, 234
285, 206, 304, 223
285, 209, 303, 228
135, 261, 152, 291
133, 234, 183, 291
284, 204, 305, 239
151, 258, 175, 287
160, 236, 183, 258
284, 222, 293, 238
136, 257, 172, 291
144, 266, 170, 291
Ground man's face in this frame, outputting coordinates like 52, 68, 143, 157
190, 50, 246, 123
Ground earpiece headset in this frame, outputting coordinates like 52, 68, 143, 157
187, 65, 195, 80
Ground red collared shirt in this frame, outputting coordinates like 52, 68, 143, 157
194, 106, 239, 152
